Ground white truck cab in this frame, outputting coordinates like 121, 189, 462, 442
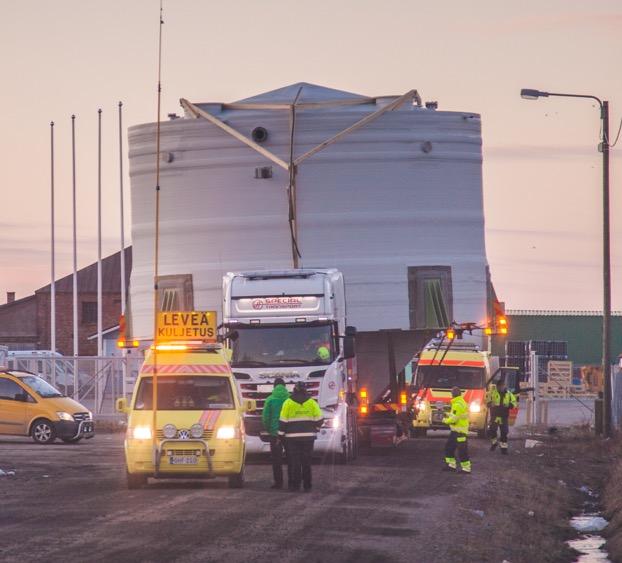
222, 269, 357, 461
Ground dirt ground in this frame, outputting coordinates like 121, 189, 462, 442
0, 429, 611, 563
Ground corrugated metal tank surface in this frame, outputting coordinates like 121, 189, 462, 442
128, 83, 487, 339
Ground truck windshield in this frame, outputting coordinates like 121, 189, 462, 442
134, 376, 234, 410
230, 324, 334, 367
417, 365, 485, 389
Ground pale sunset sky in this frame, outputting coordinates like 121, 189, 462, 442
0, 0, 620, 310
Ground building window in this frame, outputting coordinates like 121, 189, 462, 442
408, 266, 453, 329
82, 302, 97, 324
157, 274, 194, 312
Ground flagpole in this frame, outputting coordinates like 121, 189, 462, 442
97, 108, 103, 358
71, 114, 78, 398
50, 121, 56, 357
119, 101, 127, 400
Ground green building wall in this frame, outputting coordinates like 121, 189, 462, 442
493, 313, 622, 366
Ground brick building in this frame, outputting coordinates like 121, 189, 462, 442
0, 248, 131, 355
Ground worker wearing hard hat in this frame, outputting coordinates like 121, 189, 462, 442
487, 380, 518, 454
442, 387, 471, 474
278, 382, 323, 492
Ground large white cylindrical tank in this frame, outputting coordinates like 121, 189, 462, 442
128, 83, 487, 339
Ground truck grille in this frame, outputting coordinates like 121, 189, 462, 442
239, 381, 320, 412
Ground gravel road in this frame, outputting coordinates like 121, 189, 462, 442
0, 432, 511, 563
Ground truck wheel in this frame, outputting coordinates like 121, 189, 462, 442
126, 471, 148, 489
31, 419, 56, 444
228, 469, 244, 488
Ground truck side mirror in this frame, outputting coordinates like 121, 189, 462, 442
342, 335, 355, 359
115, 397, 129, 414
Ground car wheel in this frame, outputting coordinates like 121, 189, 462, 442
228, 469, 244, 489
127, 471, 148, 489
31, 419, 56, 444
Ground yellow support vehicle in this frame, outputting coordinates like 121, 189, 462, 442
116, 342, 256, 489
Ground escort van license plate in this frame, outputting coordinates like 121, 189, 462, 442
169, 455, 198, 465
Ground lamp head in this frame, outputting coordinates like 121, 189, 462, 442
520, 88, 549, 100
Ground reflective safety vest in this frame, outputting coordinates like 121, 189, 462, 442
442, 395, 469, 434
487, 388, 518, 409
278, 397, 323, 440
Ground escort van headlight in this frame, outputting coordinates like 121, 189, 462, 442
162, 424, 177, 439
56, 411, 74, 421
415, 399, 426, 411
132, 425, 153, 440
469, 401, 481, 414
190, 424, 204, 439
216, 426, 236, 440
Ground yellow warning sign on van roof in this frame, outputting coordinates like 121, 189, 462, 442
156, 311, 217, 342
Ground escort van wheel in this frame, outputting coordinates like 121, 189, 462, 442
61, 437, 83, 444
126, 471, 148, 489
31, 419, 56, 444
228, 469, 244, 489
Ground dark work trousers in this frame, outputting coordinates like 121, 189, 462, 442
269, 436, 284, 486
444, 431, 470, 464
287, 439, 314, 490
488, 416, 509, 445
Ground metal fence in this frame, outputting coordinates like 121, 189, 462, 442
7, 355, 143, 418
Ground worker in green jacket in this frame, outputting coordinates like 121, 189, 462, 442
487, 380, 518, 454
262, 378, 290, 489
442, 387, 471, 474
279, 382, 323, 492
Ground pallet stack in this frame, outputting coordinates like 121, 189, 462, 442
540, 360, 572, 398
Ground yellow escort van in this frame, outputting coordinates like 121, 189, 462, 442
0, 370, 94, 444
117, 343, 255, 489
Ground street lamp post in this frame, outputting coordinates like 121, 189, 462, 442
520, 88, 612, 437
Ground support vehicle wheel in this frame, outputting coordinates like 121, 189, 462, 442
31, 419, 56, 444
126, 471, 148, 489
228, 469, 244, 488
61, 437, 83, 444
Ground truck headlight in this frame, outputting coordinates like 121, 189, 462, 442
56, 411, 74, 421
216, 426, 236, 440
132, 425, 153, 440
469, 402, 481, 413
190, 424, 204, 439
162, 424, 177, 439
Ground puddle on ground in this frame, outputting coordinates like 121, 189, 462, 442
568, 515, 610, 562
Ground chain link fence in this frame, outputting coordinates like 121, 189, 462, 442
7, 355, 143, 418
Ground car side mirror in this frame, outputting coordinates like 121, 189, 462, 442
342, 335, 355, 359
243, 399, 257, 413
115, 397, 129, 414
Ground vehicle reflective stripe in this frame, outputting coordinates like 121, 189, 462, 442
418, 359, 485, 367
140, 364, 230, 375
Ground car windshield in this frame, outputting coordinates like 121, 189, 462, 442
134, 376, 234, 410
417, 365, 485, 390
230, 324, 335, 367
17, 375, 63, 398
